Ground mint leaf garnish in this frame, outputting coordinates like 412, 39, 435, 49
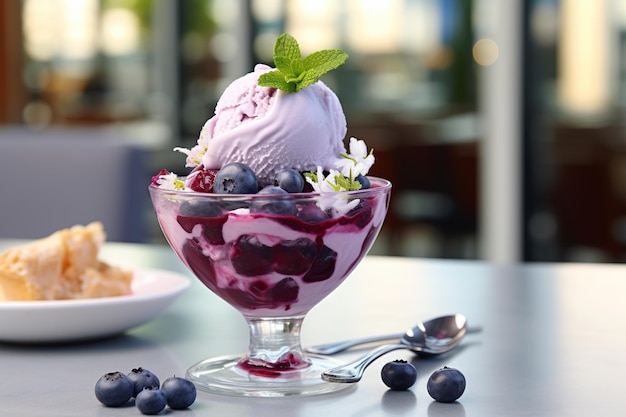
258, 33, 348, 93
257, 70, 294, 93
274, 33, 302, 62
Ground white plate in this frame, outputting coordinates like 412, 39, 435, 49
0, 269, 190, 343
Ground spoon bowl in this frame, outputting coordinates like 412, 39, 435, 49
307, 314, 471, 355
404, 313, 468, 355
321, 314, 468, 383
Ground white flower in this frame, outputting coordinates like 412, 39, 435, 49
305, 167, 360, 215
306, 167, 342, 193
336, 137, 375, 179
157, 172, 186, 191
174, 122, 210, 167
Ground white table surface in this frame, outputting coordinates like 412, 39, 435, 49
1, 240, 625, 417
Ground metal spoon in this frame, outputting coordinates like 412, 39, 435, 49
321, 313, 468, 383
307, 314, 476, 355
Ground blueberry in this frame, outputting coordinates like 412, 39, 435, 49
127, 367, 160, 397
251, 186, 297, 215
94, 371, 134, 407
179, 200, 222, 217
296, 204, 329, 224
346, 200, 373, 229
230, 234, 273, 276
266, 277, 299, 303
380, 360, 417, 391
355, 174, 371, 189
258, 186, 287, 195
302, 245, 337, 282
135, 386, 167, 415
274, 168, 304, 193
273, 238, 317, 275
427, 366, 466, 403
213, 162, 258, 194
161, 376, 197, 410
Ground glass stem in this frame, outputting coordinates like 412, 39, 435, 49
242, 315, 311, 370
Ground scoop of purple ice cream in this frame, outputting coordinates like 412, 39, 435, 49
194, 64, 347, 186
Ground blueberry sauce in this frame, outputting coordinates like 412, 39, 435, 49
236, 353, 310, 378
157, 183, 388, 317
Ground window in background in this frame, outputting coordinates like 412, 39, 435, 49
178, 0, 231, 141
11, 0, 626, 262
523, 0, 626, 262
21, 0, 153, 126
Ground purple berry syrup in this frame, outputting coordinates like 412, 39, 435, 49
177, 209, 365, 315
153, 181, 389, 318
236, 353, 310, 378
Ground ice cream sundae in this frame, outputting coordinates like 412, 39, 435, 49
149, 34, 391, 396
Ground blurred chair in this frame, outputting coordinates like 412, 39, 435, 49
0, 128, 149, 242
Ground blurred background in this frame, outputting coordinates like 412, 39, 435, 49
1, 0, 626, 263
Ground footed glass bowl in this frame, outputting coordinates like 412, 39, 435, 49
149, 177, 391, 397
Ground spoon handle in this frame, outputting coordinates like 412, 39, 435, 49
308, 326, 483, 356
321, 343, 413, 383
306, 333, 403, 355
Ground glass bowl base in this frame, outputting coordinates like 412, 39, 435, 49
186, 354, 354, 397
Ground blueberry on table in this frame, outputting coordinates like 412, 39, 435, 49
94, 371, 134, 407
213, 162, 259, 194
274, 168, 305, 193
427, 366, 466, 403
161, 376, 197, 410
127, 367, 160, 397
380, 359, 417, 390
135, 386, 167, 415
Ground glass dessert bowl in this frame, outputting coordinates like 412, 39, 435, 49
149, 177, 391, 397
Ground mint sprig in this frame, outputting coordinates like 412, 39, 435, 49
258, 34, 348, 93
